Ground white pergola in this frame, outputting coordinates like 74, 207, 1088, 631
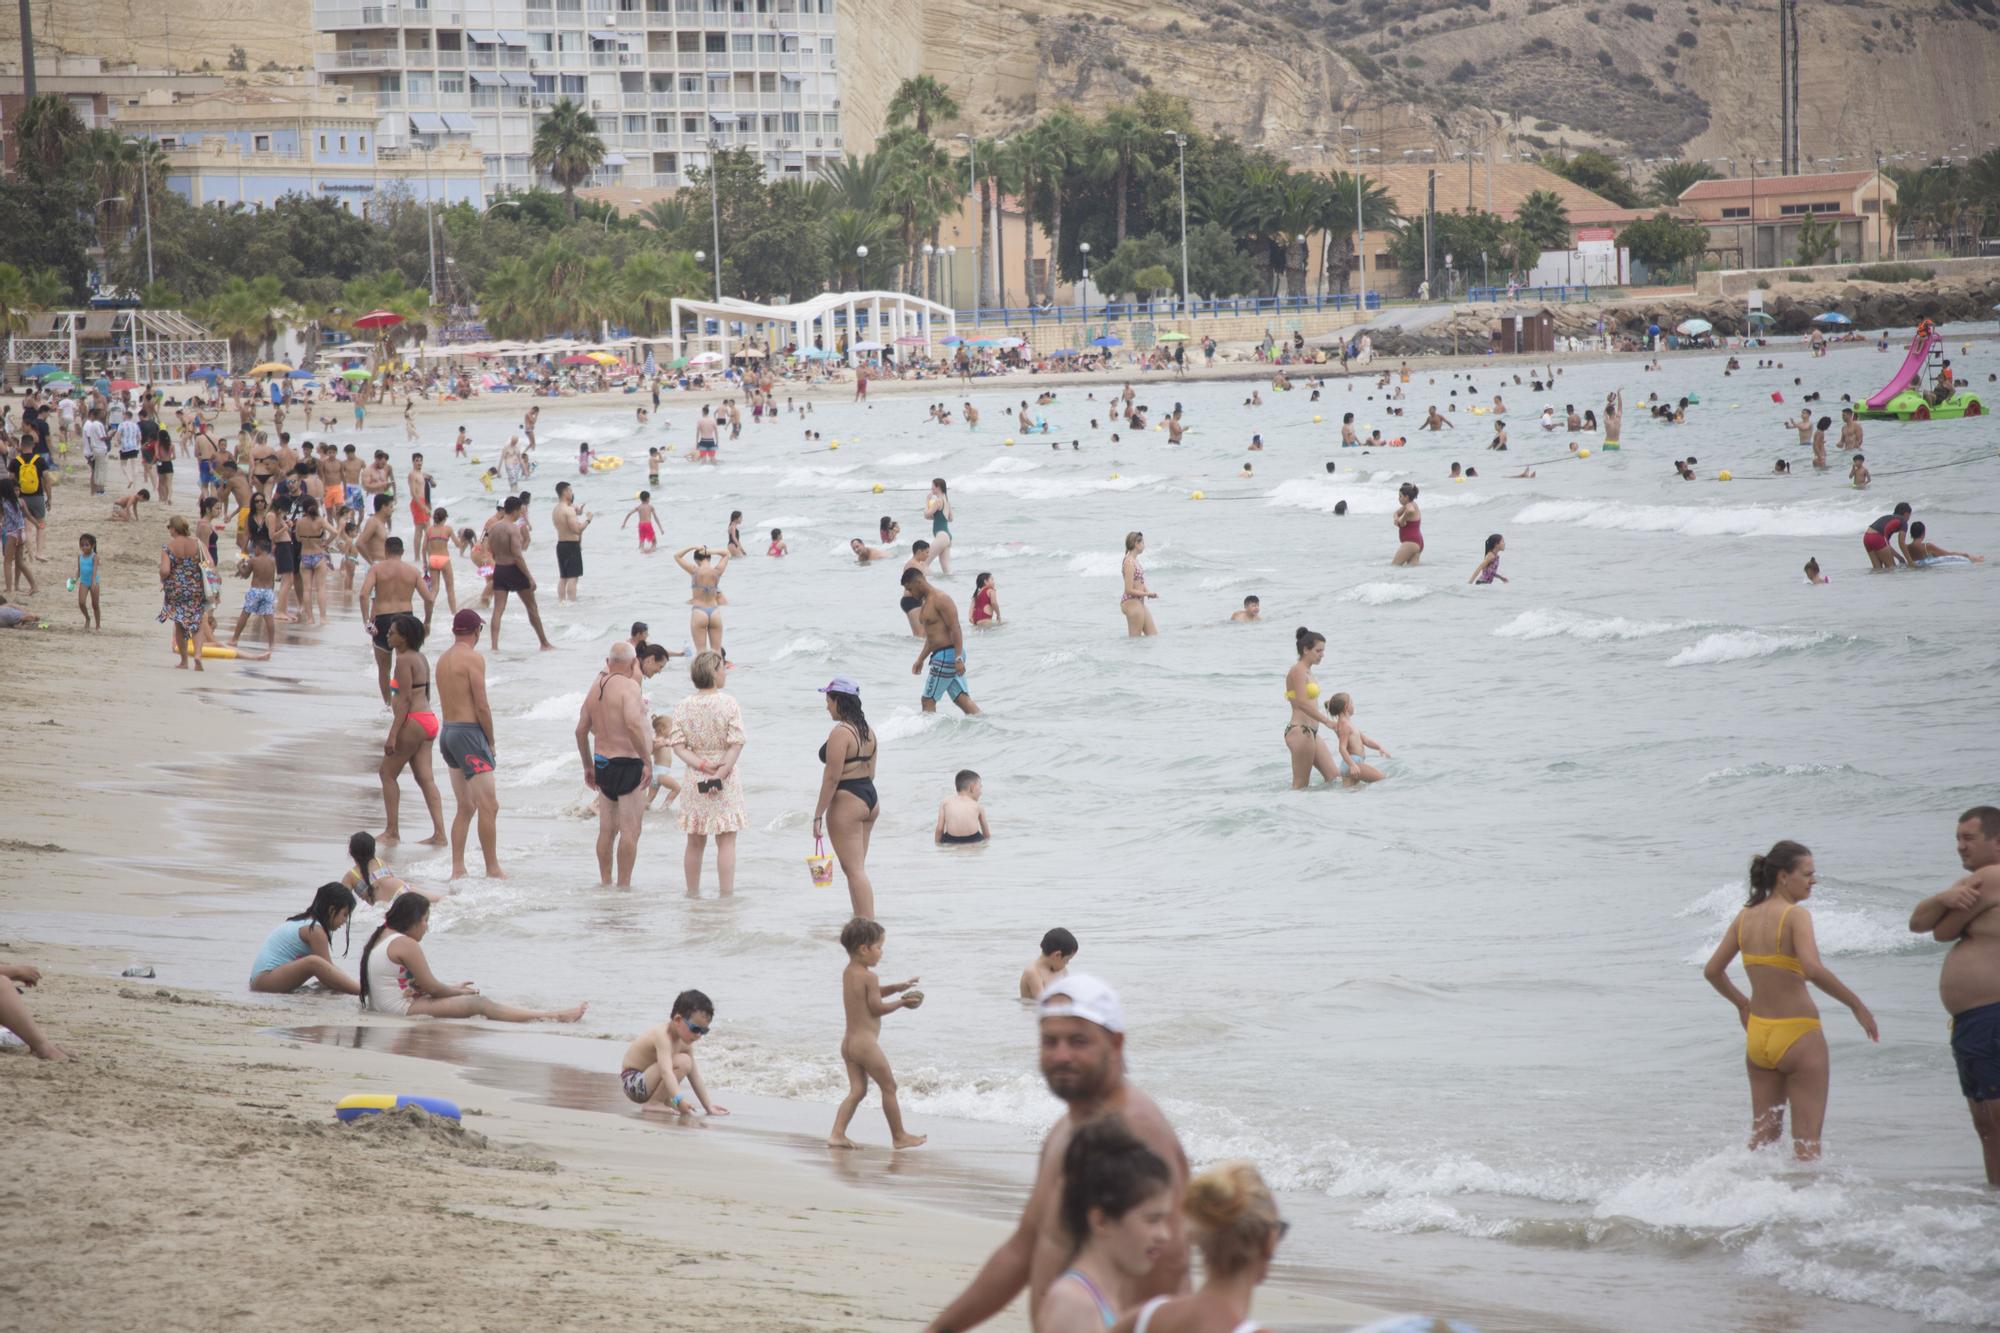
667, 289, 955, 367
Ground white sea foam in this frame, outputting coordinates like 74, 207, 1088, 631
1677, 881, 1916, 961
877, 450, 944, 466
1493, 608, 1693, 642
771, 632, 831, 661
1338, 582, 1431, 605
1667, 630, 1831, 667
955, 472, 1157, 502
976, 455, 1043, 474
1513, 499, 1877, 538
516, 690, 586, 720
1268, 478, 1494, 515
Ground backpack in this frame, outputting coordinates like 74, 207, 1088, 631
17, 452, 39, 495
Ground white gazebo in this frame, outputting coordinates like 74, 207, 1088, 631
666, 290, 955, 367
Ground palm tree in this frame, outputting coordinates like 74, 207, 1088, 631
1515, 189, 1571, 252
531, 99, 606, 220
0, 262, 49, 383
824, 209, 895, 288
880, 130, 958, 296
12, 93, 86, 177
1648, 159, 1719, 205
637, 196, 691, 236
886, 75, 959, 137
199, 278, 272, 369
476, 257, 543, 338
616, 250, 705, 335
74, 130, 166, 248
1092, 107, 1159, 245
1029, 109, 1084, 303
820, 151, 892, 215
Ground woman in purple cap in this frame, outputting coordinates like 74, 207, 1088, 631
812, 675, 880, 918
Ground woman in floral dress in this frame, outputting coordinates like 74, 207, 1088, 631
158, 514, 208, 669
667, 650, 746, 897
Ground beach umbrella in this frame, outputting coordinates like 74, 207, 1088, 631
23, 363, 62, 379
1050, 348, 1078, 358
187, 367, 225, 382
854, 339, 885, 351
667, 357, 689, 369
1090, 335, 1122, 348
1675, 318, 1712, 336
1812, 311, 1853, 326
248, 361, 293, 375
286, 368, 317, 379
1157, 331, 1190, 342
339, 368, 373, 382
894, 335, 928, 346
737, 346, 767, 358
41, 371, 76, 385
108, 378, 141, 391
689, 351, 724, 366
939, 336, 966, 346
586, 351, 621, 365
350, 309, 405, 330
643, 354, 658, 375
796, 348, 828, 360
560, 354, 596, 365
992, 337, 1026, 349
1747, 311, 1778, 326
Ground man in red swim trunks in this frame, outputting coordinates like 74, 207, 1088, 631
407, 453, 432, 528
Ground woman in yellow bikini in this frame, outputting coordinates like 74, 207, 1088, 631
1702, 840, 1878, 1159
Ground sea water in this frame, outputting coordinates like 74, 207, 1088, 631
79, 328, 2000, 1329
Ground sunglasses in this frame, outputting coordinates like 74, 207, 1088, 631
685, 1022, 710, 1036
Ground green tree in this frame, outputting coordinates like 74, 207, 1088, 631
1550, 149, 1641, 207
885, 75, 959, 136
637, 196, 691, 236
824, 208, 895, 288
198, 276, 279, 367
820, 151, 892, 215
1794, 213, 1839, 266
1130, 264, 1175, 302
1092, 233, 1174, 301
1515, 189, 1571, 251
1183, 221, 1259, 298
0, 262, 47, 381
613, 249, 703, 336
1090, 106, 1160, 245
1388, 210, 1514, 294
1615, 211, 1711, 278
1648, 159, 1719, 205
530, 99, 606, 219
11, 93, 87, 179
1023, 109, 1085, 303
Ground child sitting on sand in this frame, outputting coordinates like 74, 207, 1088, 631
934, 769, 990, 846
1019, 927, 1078, 1000
618, 988, 728, 1116
828, 917, 925, 1150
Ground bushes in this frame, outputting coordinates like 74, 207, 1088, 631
1625, 2, 1656, 17
1451, 58, 1479, 80
1785, 271, 1814, 282
1853, 262, 1934, 283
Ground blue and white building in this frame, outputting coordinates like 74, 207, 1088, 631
115, 86, 486, 212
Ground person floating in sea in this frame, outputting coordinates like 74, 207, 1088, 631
1703, 839, 1878, 1160
1230, 595, 1261, 622
827, 916, 926, 1150
618, 988, 729, 1117
935, 768, 990, 846
1906, 806, 2000, 1186
1906, 521, 1984, 565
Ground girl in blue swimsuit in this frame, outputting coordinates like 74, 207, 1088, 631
1035, 1118, 1174, 1332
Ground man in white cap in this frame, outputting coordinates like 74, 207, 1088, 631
923, 973, 1187, 1332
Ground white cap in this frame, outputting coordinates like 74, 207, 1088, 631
1037, 972, 1125, 1035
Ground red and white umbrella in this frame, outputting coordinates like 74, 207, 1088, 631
894, 335, 928, 346
351, 309, 405, 330
689, 352, 725, 366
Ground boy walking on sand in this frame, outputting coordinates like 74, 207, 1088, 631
1019, 927, 1078, 1000
618, 989, 729, 1116
829, 917, 926, 1150
231, 539, 279, 650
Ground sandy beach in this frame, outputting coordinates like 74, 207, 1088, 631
0, 424, 1391, 1331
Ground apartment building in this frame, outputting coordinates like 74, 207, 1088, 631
312, 0, 844, 198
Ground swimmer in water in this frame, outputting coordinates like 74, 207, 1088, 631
1905, 521, 1984, 564
1283, 627, 1344, 789
1231, 595, 1261, 623
1848, 454, 1870, 489
924, 478, 954, 576
850, 537, 891, 564
1701, 839, 1878, 1160
1803, 557, 1829, 585
1469, 533, 1508, 584
1120, 531, 1159, 637
1391, 484, 1423, 566
1329, 691, 1390, 787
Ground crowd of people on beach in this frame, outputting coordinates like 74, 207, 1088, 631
4, 321, 1997, 1331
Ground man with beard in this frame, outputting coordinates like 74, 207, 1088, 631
922, 975, 1187, 1331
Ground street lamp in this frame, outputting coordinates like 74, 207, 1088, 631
1341, 126, 1371, 311
952, 133, 981, 326
1165, 131, 1189, 318
944, 244, 956, 310
922, 241, 933, 302
123, 137, 155, 286
1078, 241, 1090, 313
856, 244, 868, 289
703, 139, 723, 301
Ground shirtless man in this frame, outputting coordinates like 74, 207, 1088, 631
357, 494, 394, 565
339, 444, 365, 517
1603, 390, 1623, 450
407, 452, 432, 530
356, 535, 433, 705
552, 480, 592, 602
1421, 405, 1454, 431
436, 608, 504, 879
850, 537, 892, 563
904, 567, 979, 716
921, 975, 1188, 1331
361, 449, 395, 517
575, 641, 651, 887
487, 496, 553, 652
899, 539, 935, 635
1908, 806, 2000, 1187
1838, 407, 1864, 452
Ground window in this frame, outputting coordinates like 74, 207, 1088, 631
254, 134, 272, 152
1778, 201, 1839, 216
781, 111, 799, 133
758, 71, 775, 91
757, 34, 775, 51
319, 134, 329, 151
558, 31, 584, 51
822, 112, 836, 133
705, 33, 725, 52
339, 134, 349, 151
561, 74, 587, 93
1861, 198, 1880, 213
762, 114, 778, 132
1721, 206, 1749, 219
682, 115, 699, 133
731, 34, 753, 52
654, 115, 675, 134
625, 115, 646, 134
439, 74, 466, 93
802, 112, 817, 131
408, 72, 433, 93
358, 135, 367, 152
679, 74, 700, 91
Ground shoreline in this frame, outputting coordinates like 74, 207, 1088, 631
0, 454, 1396, 1329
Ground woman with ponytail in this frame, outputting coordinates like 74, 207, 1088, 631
1702, 839, 1878, 1159
249, 883, 361, 994
811, 676, 880, 918
1282, 628, 1343, 790
359, 894, 586, 1023
1115, 1161, 1285, 1333
1037, 1117, 1173, 1332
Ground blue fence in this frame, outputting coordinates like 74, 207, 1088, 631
1465, 285, 1596, 304
950, 292, 1385, 326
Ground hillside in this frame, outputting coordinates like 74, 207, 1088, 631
8, 0, 1998, 169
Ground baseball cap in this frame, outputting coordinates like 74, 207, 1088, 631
1037, 973, 1125, 1034
452, 608, 484, 634
818, 675, 861, 696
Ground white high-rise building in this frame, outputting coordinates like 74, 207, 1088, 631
312, 0, 844, 198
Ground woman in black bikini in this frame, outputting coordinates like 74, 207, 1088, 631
811, 676, 879, 919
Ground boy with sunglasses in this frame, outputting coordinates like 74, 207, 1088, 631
618, 988, 729, 1117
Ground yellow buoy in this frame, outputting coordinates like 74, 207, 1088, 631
871, 483, 884, 493
1191, 490, 1205, 500
1004, 436, 1016, 446
1718, 469, 1733, 481
1578, 448, 1591, 459
1110, 472, 1120, 479
828, 442, 838, 450
1313, 414, 1323, 423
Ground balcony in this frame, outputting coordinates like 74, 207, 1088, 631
316, 48, 403, 69
435, 49, 465, 66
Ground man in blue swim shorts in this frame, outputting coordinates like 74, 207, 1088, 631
903, 567, 980, 716
1908, 805, 2000, 1187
